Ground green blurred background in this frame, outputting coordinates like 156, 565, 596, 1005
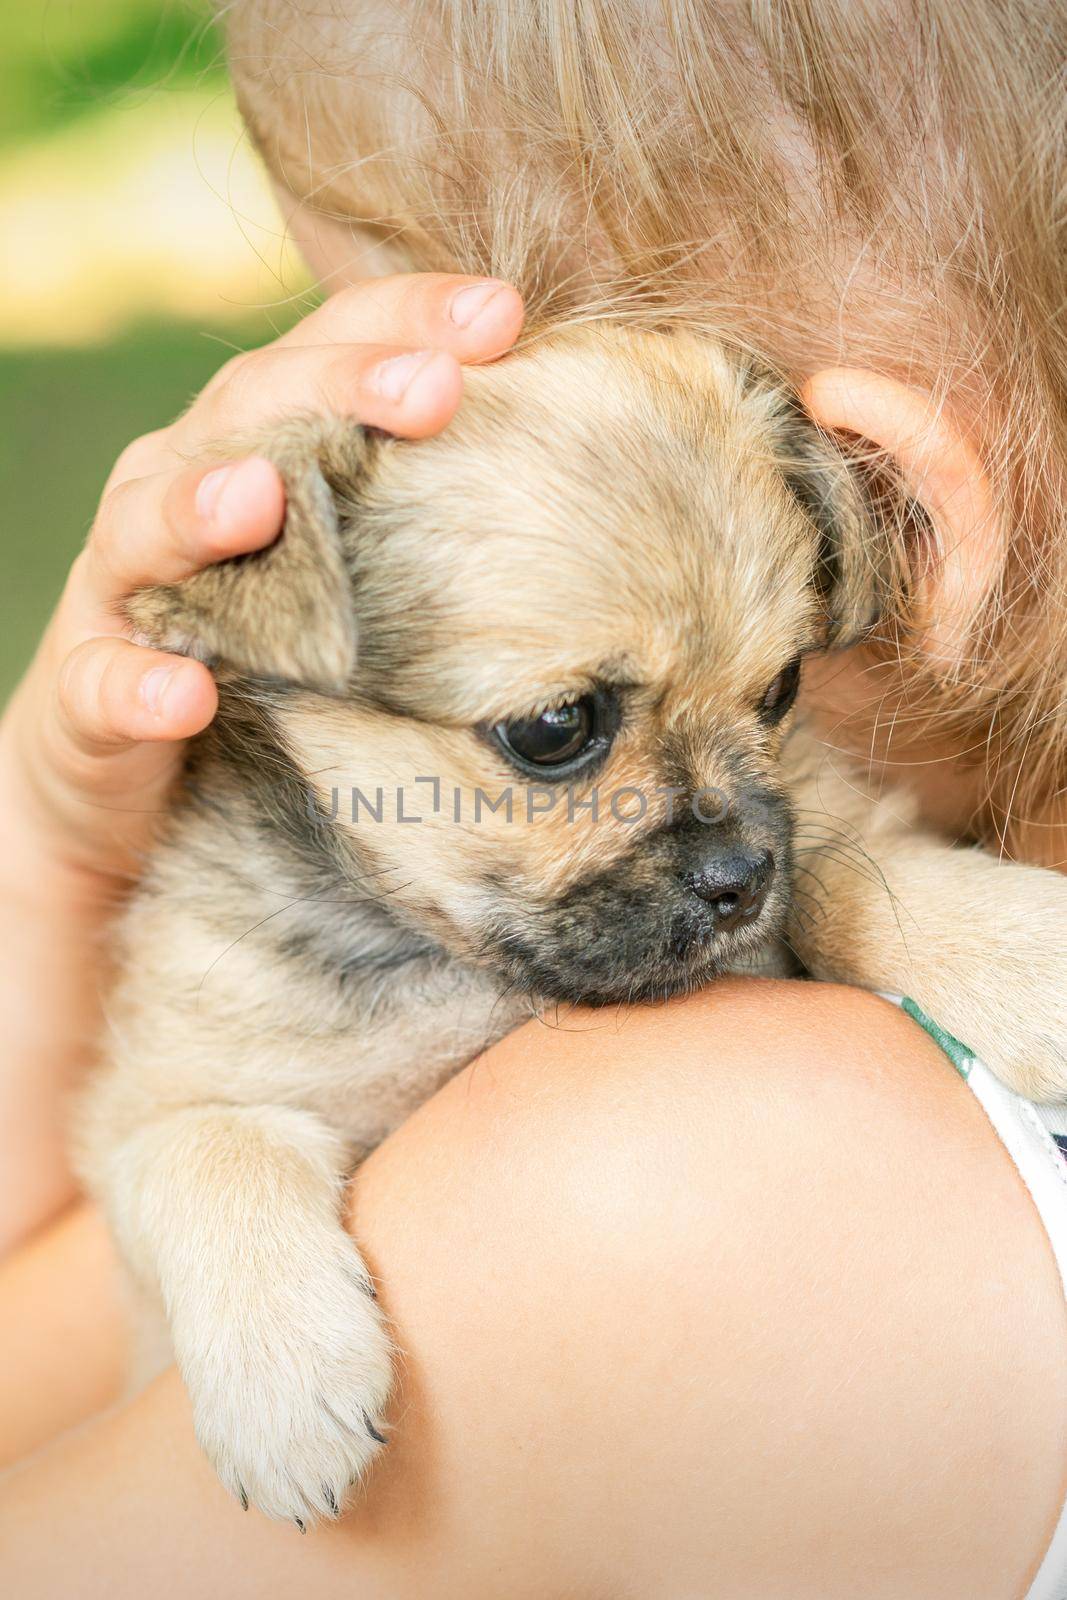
0, 0, 312, 697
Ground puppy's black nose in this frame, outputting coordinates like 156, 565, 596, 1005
685, 848, 775, 931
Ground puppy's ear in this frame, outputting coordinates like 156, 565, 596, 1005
770, 394, 899, 648
129, 417, 373, 692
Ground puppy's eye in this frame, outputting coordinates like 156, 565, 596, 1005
759, 657, 802, 724
494, 694, 601, 772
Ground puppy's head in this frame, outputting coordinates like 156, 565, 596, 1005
132, 326, 890, 1003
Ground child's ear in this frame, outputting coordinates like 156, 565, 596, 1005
800, 369, 1002, 662
129, 418, 373, 693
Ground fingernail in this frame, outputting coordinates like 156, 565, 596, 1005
196, 458, 279, 538
195, 464, 233, 523
369, 349, 436, 403
139, 665, 176, 716
449, 281, 505, 329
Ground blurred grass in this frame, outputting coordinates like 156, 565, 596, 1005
1, 0, 307, 701
0, 321, 273, 694
0, 0, 225, 148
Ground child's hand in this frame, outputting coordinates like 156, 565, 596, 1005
1, 274, 524, 886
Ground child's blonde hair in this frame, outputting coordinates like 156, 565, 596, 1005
223, 1, 1067, 850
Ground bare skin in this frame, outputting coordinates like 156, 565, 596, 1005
1, 982, 1064, 1600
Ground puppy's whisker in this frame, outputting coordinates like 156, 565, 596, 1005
792, 843, 883, 888
793, 847, 886, 896
792, 823, 887, 875
795, 831, 903, 903
195, 894, 313, 1005
776, 933, 811, 971
785, 898, 817, 933
787, 886, 826, 925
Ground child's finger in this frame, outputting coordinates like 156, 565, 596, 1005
55, 638, 218, 757
88, 457, 285, 602
188, 342, 464, 448
282, 274, 525, 364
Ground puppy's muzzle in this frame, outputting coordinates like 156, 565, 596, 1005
684, 846, 775, 933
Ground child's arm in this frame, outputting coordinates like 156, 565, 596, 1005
0, 273, 524, 1255
0, 983, 1060, 1599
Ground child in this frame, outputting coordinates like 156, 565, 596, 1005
1, 5, 1065, 1594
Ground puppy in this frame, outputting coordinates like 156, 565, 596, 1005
77, 325, 1067, 1524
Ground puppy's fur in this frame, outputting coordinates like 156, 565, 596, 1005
78, 326, 1067, 1524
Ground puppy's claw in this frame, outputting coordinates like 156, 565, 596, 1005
187, 1241, 392, 1524
363, 1412, 387, 1446
238, 1485, 249, 1512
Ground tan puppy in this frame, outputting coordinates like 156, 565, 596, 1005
77, 326, 1067, 1526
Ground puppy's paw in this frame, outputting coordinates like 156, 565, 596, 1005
179, 1236, 393, 1526
964, 986, 1067, 1103
921, 943, 1067, 1103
